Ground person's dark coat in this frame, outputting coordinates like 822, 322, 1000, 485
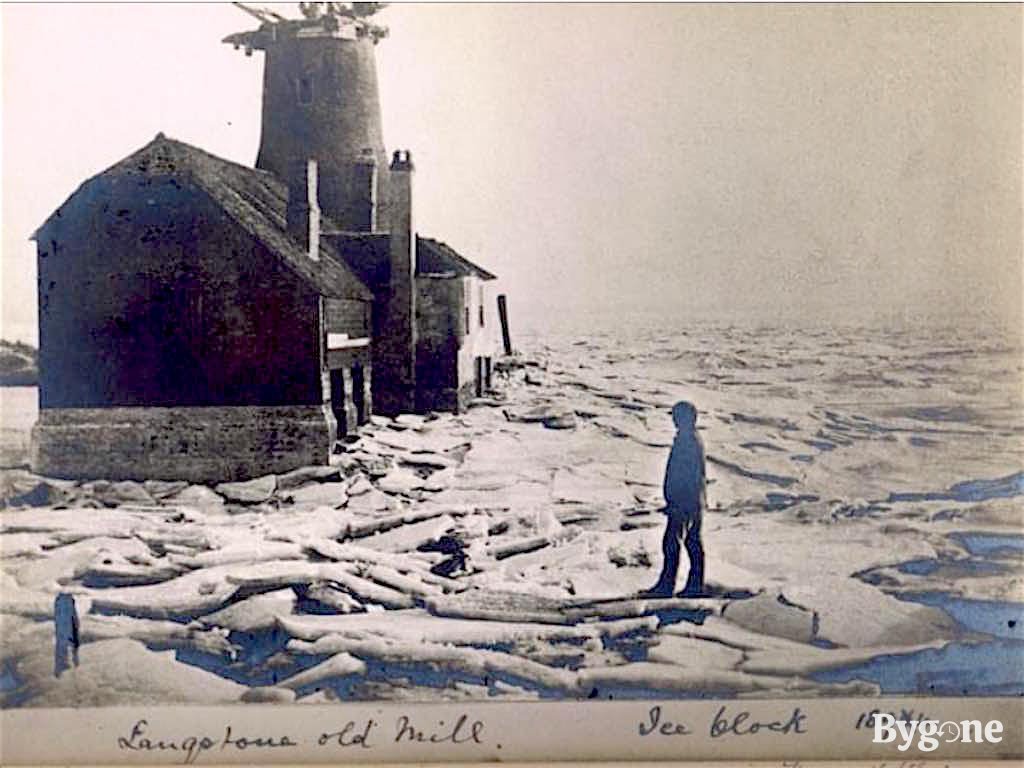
663, 402, 706, 514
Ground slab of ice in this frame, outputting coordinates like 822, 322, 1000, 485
280, 609, 653, 648
284, 630, 579, 693
377, 468, 428, 496
13, 638, 246, 707
1, 587, 93, 620
593, 416, 674, 448
358, 564, 439, 598
80, 614, 235, 655
142, 480, 189, 500
4, 479, 76, 508
276, 465, 343, 490
95, 480, 155, 507
577, 661, 781, 695
320, 567, 417, 609
399, 452, 459, 471
0, 508, 141, 538
263, 507, 353, 543
647, 634, 745, 670
199, 589, 297, 632
79, 559, 185, 588
12, 536, 155, 591
89, 564, 239, 619
357, 514, 456, 552
552, 468, 635, 508
305, 539, 428, 571
240, 686, 297, 703
664, 614, 817, 653
176, 540, 305, 569
303, 583, 364, 613
346, 474, 374, 496
345, 487, 396, 514
741, 638, 949, 677
721, 591, 816, 644
0, 532, 56, 558
165, 485, 226, 510
280, 482, 349, 507
279, 652, 367, 690
783, 577, 959, 647
225, 561, 415, 609
214, 475, 277, 504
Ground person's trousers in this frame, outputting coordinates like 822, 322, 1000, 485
655, 506, 704, 595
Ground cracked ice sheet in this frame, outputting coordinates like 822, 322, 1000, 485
0, 507, 145, 538
9, 638, 246, 708
551, 468, 636, 508
9, 536, 157, 591
706, 517, 958, 646
279, 609, 656, 647
708, 516, 939, 583
740, 637, 950, 677
577, 661, 799, 696
497, 529, 656, 599
785, 576, 959, 647
200, 588, 297, 632
87, 564, 241, 619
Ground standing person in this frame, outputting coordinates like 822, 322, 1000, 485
642, 401, 707, 597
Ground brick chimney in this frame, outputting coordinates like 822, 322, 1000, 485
373, 149, 417, 414
286, 158, 320, 260
351, 148, 378, 232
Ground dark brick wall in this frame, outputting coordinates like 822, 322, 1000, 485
415, 276, 461, 411
324, 297, 369, 337
256, 34, 388, 231
37, 173, 324, 409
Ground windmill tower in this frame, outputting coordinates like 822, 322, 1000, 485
225, 3, 390, 232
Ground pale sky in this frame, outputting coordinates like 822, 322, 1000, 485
2, 3, 1021, 342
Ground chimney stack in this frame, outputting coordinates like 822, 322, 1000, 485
286, 158, 320, 260
387, 149, 415, 285
351, 148, 379, 232
373, 149, 417, 414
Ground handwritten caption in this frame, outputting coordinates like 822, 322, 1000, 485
117, 714, 486, 764
638, 705, 808, 739
117, 704, 822, 764
115, 704, 972, 763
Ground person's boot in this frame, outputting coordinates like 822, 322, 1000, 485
639, 560, 678, 598
638, 580, 674, 598
678, 565, 706, 597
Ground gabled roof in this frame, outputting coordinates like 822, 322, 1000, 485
35, 134, 372, 302
325, 233, 498, 291
416, 237, 497, 280
322, 232, 391, 291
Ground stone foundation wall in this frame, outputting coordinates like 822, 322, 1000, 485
32, 405, 333, 483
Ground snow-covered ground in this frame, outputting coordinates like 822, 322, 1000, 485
1, 321, 1021, 706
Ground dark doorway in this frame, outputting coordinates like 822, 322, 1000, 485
330, 368, 348, 435
474, 357, 484, 397
352, 363, 366, 426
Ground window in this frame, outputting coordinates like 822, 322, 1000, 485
298, 75, 314, 105
465, 305, 470, 333
479, 303, 485, 327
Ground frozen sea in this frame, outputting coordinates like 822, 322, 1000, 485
1, 319, 1021, 705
